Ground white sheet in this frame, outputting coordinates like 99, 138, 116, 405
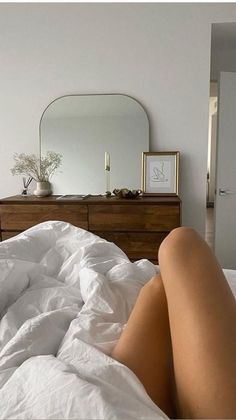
0, 221, 168, 419
0, 221, 235, 419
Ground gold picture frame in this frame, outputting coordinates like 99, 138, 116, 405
141, 151, 180, 196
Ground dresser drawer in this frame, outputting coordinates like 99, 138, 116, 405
89, 204, 180, 232
1, 231, 20, 241
0, 204, 88, 230
93, 231, 168, 261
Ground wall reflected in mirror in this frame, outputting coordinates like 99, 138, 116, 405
40, 94, 149, 195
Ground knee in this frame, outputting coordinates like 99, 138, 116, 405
158, 227, 200, 262
141, 274, 166, 302
142, 274, 163, 294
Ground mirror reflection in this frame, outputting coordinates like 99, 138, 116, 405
40, 94, 149, 195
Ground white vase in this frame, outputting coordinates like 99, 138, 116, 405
34, 181, 52, 197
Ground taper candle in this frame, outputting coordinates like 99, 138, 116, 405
105, 152, 110, 170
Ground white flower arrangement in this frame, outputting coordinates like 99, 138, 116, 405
11, 151, 62, 182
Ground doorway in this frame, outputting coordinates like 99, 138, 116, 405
205, 82, 217, 249
206, 22, 236, 250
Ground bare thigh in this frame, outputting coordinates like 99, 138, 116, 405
111, 227, 236, 418
111, 276, 175, 418
158, 227, 236, 418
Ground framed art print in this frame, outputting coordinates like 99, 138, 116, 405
142, 151, 180, 195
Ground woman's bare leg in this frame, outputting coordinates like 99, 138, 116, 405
112, 227, 236, 418
111, 275, 176, 417
158, 227, 236, 418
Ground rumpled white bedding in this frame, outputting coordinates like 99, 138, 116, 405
0, 221, 236, 420
0, 221, 167, 420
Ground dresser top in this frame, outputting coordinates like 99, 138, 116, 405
0, 194, 181, 205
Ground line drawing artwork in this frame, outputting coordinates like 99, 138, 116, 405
149, 160, 171, 189
151, 161, 168, 183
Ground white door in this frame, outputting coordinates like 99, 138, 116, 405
215, 71, 236, 269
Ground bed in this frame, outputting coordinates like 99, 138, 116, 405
0, 221, 235, 419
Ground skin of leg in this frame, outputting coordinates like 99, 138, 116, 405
158, 227, 236, 419
111, 275, 176, 418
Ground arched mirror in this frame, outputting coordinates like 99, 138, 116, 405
40, 94, 149, 195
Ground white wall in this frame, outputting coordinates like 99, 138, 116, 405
1, 3, 236, 236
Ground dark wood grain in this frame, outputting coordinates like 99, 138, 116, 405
89, 204, 180, 231
0, 204, 88, 230
0, 195, 181, 205
1, 231, 21, 240
93, 231, 168, 260
0, 195, 181, 260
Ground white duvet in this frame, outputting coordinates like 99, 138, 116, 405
0, 221, 236, 420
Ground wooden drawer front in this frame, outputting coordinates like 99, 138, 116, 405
0, 204, 88, 230
1, 231, 21, 241
93, 231, 168, 260
89, 205, 180, 232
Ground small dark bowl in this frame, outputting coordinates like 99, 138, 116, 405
113, 188, 142, 199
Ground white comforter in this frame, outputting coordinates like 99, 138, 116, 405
0, 221, 167, 419
0, 221, 236, 420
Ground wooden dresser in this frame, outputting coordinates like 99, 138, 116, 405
0, 195, 181, 263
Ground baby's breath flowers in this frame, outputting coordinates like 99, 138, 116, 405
11, 151, 62, 182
